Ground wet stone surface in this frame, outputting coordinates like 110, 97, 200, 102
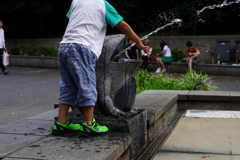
5, 132, 132, 160
0, 133, 47, 159
0, 118, 53, 158
0, 119, 53, 135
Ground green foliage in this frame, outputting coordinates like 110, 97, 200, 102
151, 48, 161, 55
171, 47, 187, 62
135, 69, 218, 94
10, 46, 57, 57
209, 50, 221, 60
179, 70, 218, 91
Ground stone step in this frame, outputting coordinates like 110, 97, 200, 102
2, 132, 132, 160
0, 109, 132, 160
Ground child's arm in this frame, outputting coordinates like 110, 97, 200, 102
116, 20, 150, 54
140, 49, 144, 57
158, 50, 165, 56
189, 50, 200, 59
190, 50, 200, 56
125, 51, 130, 59
136, 49, 139, 60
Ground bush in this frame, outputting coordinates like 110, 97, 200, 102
135, 69, 218, 94
171, 47, 186, 62
10, 46, 58, 57
10, 46, 22, 55
151, 48, 161, 55
209, 50, 221, 60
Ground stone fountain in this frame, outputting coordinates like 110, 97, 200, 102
71, 34, 147, 158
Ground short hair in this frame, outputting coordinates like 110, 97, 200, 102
186, 41, 193, 47
127, 38, 131, 42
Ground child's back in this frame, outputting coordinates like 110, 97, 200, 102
61, 0, 123, 59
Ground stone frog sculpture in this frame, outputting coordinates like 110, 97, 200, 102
74, 34, 142, 117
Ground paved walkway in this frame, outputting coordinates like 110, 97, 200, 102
0, 66, 60, 127
211, 75, 240, 91
153, 110, 240, 160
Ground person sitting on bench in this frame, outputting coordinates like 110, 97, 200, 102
183, 41, 200, 71
155, 40, 173, 73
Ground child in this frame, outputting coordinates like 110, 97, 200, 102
124, 39, 139, 60
52, 0, 150, 136
155, 41, 173, 73
140, 39, 152, 69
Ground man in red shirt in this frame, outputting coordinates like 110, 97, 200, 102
183, 41, 200, 71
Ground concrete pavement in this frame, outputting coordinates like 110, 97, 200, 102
1, 66, 240, 159
211, 75, 240, 91
153, 110, 240, 160
0, 66, 60, 127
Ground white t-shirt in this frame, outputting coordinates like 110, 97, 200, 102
0, 28, 5, 48
61, 0, 123, 59
141, 46, 152, 56
163, 45, 171, 57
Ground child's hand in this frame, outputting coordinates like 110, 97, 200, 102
136, 42, 150, 54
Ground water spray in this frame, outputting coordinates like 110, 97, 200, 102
113, 19, 182, 61
113, 0, 239, 61
197, 0, 240, 15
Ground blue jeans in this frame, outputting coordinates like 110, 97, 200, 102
58, 43, 97, 107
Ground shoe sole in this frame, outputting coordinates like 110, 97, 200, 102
52, 130, 108, 137
52, 129, 90, 137
87, 131, 109, 136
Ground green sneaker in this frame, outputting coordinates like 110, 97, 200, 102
52, 119, 89, 137
81, 118, 108, 135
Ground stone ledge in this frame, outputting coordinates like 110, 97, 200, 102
68, 110, 147, 158
187, 91, 230, 101
156, 90, 240, 102
142, 90, 190, 100
134, 90, 178, 127
178, 101, 240, 111
0, 109, 133, 160
9, 56, 240, 76
4, 132, 132, 160
147, 61, 240, 76
9, 55, 58, 68
230, 91, 240, 102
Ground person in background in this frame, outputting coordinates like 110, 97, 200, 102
0, 20, 9, 75
140, 39, 152, 69
124, 39, 139, 60
183, 41, 200, 71
155, 41, 172, 73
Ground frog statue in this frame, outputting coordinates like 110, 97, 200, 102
73, 34, 142, 117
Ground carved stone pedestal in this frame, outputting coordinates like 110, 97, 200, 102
66, 109, 147, 158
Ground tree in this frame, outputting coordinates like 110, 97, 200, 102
1, 0, 240, 38
170, 0, 240, 35
0, 0, 54, 34
0, 0, 71, 38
